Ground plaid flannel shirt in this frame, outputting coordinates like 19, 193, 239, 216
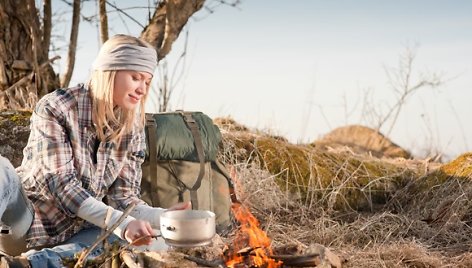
16, 84, 147, 247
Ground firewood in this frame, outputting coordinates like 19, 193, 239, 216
270, 254, 321, 267
236, 246, 260, 256
74, 203, 137, 268
111, 254, 120, 268
120, 251, 141, 268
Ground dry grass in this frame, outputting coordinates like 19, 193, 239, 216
218, 125, 472, 267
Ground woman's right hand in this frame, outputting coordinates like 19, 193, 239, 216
123, 219, 155, 246
167, 201, 191, 211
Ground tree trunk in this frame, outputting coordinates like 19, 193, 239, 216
0, 0, 59, 110
98, 0, 109, 44
60, 0, 81, 88
141, 0, 205, 61
42, 0, 52, 61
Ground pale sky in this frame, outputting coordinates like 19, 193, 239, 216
53, 0, 472, 161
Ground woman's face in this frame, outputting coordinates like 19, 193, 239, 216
113, 70, 153, 110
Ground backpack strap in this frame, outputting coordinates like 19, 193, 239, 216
179, 111, 206, 210
145, 114, 159, 206
214, 160, 240, 204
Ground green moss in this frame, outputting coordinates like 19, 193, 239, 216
440, 152, 472, 178
10, 112, 31, 123
254, 137, 415, 211
0, 111, 32, 127
412, 152, 472, 192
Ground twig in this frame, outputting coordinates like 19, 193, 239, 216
105, 1, 145, 28
74, 202, 137, 268
120, 234, 160, 252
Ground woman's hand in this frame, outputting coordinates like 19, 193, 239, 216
124, 219, 156, 246
124, 202, 190, 244
168, 201, 191, 211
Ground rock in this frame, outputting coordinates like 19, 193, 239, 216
304, 243, 344, 268
0, 110, 31, 167
313, 125, 411, 159
138, 251, 199, 267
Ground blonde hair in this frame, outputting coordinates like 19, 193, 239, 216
87, 35, 154, 145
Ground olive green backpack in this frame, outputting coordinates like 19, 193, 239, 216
140, 111, 237, 234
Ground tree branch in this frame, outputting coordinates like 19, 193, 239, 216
105, 1, 145, 28
141, 0, 205, 61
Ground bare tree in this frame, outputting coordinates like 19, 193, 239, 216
60, 0, 81, 88
0, 0, 59, 110
359, 46, 443, 137
155, 30, 189, 112
378, 46, 443, 137
98, 0, 108, 44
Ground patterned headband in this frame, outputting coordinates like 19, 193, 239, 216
92, 44, 157, 75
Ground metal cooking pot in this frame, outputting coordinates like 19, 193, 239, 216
160, 210, 216, 247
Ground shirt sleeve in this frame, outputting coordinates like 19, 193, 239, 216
78, 196, 136, 239
130, 204, 165, 229
106, 127, 147, 210
27, 96, 90, 216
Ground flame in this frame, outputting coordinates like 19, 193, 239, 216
225, 167, 281, 268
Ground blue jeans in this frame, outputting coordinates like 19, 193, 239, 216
0, 155, 34, 256
24, 227, 122, 268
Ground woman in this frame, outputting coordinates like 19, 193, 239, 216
0, 34, 188, 267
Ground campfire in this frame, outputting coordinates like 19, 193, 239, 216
214, 167, 341, 268
163, 199, 340, 268
224, 202, 281, 268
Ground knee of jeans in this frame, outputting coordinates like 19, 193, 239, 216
0, 159, 20, 190
25, 250, 64, 268
24, 242, 104, 264
90, 246, 104, 258
0, 155, 15, 174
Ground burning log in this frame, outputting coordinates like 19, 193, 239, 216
224, 246, 261, 258
224, 203, 282, 268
